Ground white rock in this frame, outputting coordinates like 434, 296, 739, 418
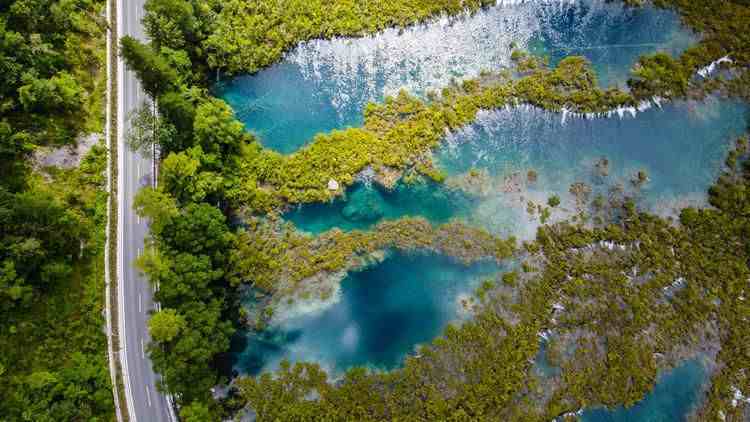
328, 178, 340, 191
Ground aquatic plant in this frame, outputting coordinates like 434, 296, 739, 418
123, 0, 750, 418
234, 139, 750, 421
231, 216, 516, 320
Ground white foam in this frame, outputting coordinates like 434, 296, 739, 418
697, 56, 732, 79
286, 0, 629, 119
731, 385, 750, 408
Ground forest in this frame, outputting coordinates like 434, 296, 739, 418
117, 0, 750, 420
0, 0, 113, 420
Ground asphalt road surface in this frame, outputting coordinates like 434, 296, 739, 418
118, 0, 175, 420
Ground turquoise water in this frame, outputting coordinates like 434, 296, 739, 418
217, 0, 693, 153
286, 180, 475, 234
233, 252, 499, 375
225, 3, 741, 416
288, 100, 748, 238
581, 359, 706, 422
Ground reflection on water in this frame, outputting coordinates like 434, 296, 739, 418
233, 252, 499, 376
217, 0, 694, 153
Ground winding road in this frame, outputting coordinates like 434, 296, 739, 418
116, 0, 175, 420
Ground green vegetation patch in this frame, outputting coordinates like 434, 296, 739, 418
231, 139, 750, 421
119, 0, 750, 419
229, 216, 516, 326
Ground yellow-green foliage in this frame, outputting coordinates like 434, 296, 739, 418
205, 0, 495, 75
234, 142, 750, 420
629, 0, 750, 100
232, 217, 516, 297
233, 57, 636, 210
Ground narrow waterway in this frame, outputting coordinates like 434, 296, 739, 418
288, 100, 747, 239
217, 0, 694, 153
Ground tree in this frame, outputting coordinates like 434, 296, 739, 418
158, 202, 233, 263
159, 149, 225, 204
126, 101, 176, 158
133, 187, 178, 234
143, 0, 196, 50
120, 36, 179, 98
180, 401, 213, 422
628, 53, 688, 99
149, 308, 186, 342
18, 72, 84, 114
158, 90, 197, 152
192, 99, 247, 166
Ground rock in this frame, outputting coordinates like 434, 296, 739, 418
327, 178, 339, 191
34, 132, 101, 170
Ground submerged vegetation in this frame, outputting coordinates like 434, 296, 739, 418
117, 0, 750, 420
231, 216, 515, 325
229, 138, 750, 420
233, 55, 637, 209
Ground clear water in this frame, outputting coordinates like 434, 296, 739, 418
225, 3, 741, 416
288, 100, 748, 238
233, 252, 499, 375
285, 180, 475, 234
581, 359, 706, 422
216, 0, 694, 153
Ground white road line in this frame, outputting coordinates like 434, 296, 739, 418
146, 385, 152, 408
137, 247, 142, 257
141, 338, 145, 359
138, 294, 142, 313
137, 162, 140, 178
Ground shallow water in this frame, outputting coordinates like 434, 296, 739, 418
233, 252, 499, 375
581, 359, 706, 422
226, 4, 741, 414
288, 99, 748, 238
285, 180, 475, 234
217, 0, 694, 153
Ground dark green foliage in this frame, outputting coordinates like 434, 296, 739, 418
136, 197, 236, 405
0, 0, 112, 418
1, 144, 113, 421
120, 36, 179, 98
158, 90, 197, 152
0, 0, 105, 191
